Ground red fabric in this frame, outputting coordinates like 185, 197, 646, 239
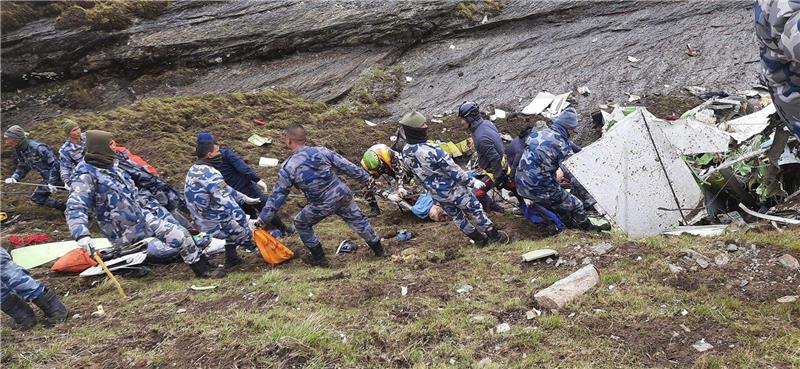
7, 234, 51, 247
114, 146, 159, 176
51, 248, 97, 273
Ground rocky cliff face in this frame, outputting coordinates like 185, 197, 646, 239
1, 0, 760, 142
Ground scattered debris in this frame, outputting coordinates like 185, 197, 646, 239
668, 263, 684, 274
91, 305, 105, 317
714, 253, 729, 266
190, 285, 218, 291
526, 308, 542, 319
456, 284, 474, 294
522, 248, 558, 262
258, 157, 279, 167
364, 120, 377, 127
481, 14, 488, 24
778, 254, 799, 270
739, 204, 800, 225
692, 338, 714, 352
495, 323, 511, 334
776, 295, 798, 303
577, 86, 591, 96
627, 93, 641, 103
254, 119, 266, 126
627, 56, 640, 63
686, 44, 701, 57
663, 225, 728, 237
522, 92, 555, 115
176, 308, 187, 314
449, 44, 455, 50
401, 286, 408, 296
336, 240, 358, 254
405, 76, 413, 82
489, 108, 506, 120
248, 134, 272, 147
534, 264, 600, 310
726, 244, 739, 252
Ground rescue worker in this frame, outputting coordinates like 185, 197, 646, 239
195, 133, 294, 235
515, 108, 602, 230
258, 124, 384, 267
1, 247, 68, 330
399, 111, 508, 246
66, 130, 225, 278
115, 147, 185, 218
3, 125, 65, 210
185, 133, 262, 268
754, 0, 800, 140
58, 119, 85, 186
360, 143, 410, 217
458, 101, 510, 212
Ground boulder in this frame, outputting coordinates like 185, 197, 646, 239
534, 264, 600, 310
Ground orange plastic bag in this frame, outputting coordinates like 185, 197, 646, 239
253, 229, 294, 266
51, 248, 97, 273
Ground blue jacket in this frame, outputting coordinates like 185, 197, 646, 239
515, 127, 573, 198
12, 139, 59, 185
506, 136, 525, 180
467, 117, 507, 176
217, 147, 261, 198
402, 142, 474, 203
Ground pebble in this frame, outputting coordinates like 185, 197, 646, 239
696, 258, 710, 269
457, 284, 474, 294
692, 339, 714, 352
778, 254, 799, 270
668, 263, 684, 273
176, 308, 186, 314
726, 244, 738, 252
776, 295, 798, 303
590, 243, 614, 256
495, 323, 511, 334
714, 253, 729, 266
526, 308, 541, 319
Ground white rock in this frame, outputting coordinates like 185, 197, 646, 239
714, 253, 729, 266
405, 76, 413, 82
589, 243, 614, 256
176, 308, 187, 314
692, 339, 713, 352
778, 254, 799, 270
627, 56, 640, 63
457, 284, 474, 294
526, 308, 541, 319
401, 286, 408, 296
776, 295, 798, 303
495, 323, 511, 334
696, 258, 710, 269
577, 86, 591, 96
522, 248, 558, 262
726, 244, 738, 252
449, 44, 456, 50
534, 264, 600, 310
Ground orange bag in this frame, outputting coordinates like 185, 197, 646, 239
51, 248, 97, 273
253, 229, 294, 266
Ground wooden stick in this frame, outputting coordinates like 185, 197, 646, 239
93, 254, 127, 299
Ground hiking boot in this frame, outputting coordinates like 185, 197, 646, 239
224, 244, 244, 268
486, 227, 510, 245
1, 294, 37, 330
31, 288, 68, 326
367, 239, 385, 257
189, 254, 226, 278
466, 229, 488, 247
302, 244, 329, 267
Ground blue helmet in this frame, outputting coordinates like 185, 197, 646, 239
458, 101, 480, 119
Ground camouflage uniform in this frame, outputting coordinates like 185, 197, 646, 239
515, 127, 588, 227
184, 163, 255, 248
402, 142, 493, 235
117, 151, 184, 215
9, 139, 63, 209
0, 248, 45, 303
754, 0, 800, 139
65, 161, 200, 264
59, 133, 86, 186
259, 146, 379, 247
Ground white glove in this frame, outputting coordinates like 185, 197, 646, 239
4, 177, 17, 184
47, 184, 58, 193
397, 186, 408, 197
387, 193, 403, 203
257, 180, 268, 193
471, 179, 486, 190
243, 196, 261, 205
77, 237, 95, 255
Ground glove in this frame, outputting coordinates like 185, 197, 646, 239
253, 218, 267, 229
397, 186, 408, 197
243, 196, 261, 205
77, 237, 95, 256
4, 177, 16, 184
47, 184, 58, 193
386, 193, 403, 203
471, 179, 486, 190
256, 180, 268, 193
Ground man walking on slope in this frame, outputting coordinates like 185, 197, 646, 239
399, 111, 508, 246
3, 125, 65, 210
258, 125, 384, 267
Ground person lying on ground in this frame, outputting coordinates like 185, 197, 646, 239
754, 0, 800, 140
409, 192, 450, 222
458, 101, 511, 213
515, 108, 605, 231
257, 124, 385, 267
110, 139, 159, 176
194, 132, 294, 235
184, 133, 262, 268
58, 119, 85, 187
65, 130, 225, 278
399, 111, 509, 246
360, 143, 415, 217
3, 125, 65, 210
1, 247, 68, 330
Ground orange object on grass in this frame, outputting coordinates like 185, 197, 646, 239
51, 248, 97, 273
253, 229, 294, 266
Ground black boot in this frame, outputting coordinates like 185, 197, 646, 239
2, 294, 37, 330
225, 244, 244, 268
302, 244, 329, 267
466, 229, 488, 247
31, 288, 68, 326
486, 227, 510, 245
189, 254, 226, 278
367, 239, 385, 257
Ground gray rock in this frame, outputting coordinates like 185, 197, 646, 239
714, 253, 729, 266
778, 254, 799, 270
668, 263, 684, 273
692, 339, 713, 352
776, 295, 798, 303
696, 258, 710, 269
726, 244, 738, 252
495, 323, 511, 334
589, 243, 614, 256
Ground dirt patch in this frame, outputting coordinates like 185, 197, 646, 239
667, 243, 800, 303
584, 315, 736, 367
637, 94, 703, 120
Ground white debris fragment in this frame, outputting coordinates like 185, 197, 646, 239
692, 339, 714, 352
405, 76, 413, 82
481, 14, 488, 24
91, 305, 105, 317
526, 308, 542, 319
449, 44, 456, 50
176, 308, 186, 314
534, 264, 600, 309
577, 86, 591, 96
365, 120, 377, 127
457, 284, 474, 294
430, 119, 444, 124
627, 93, 641, 102
776, 295, 798, 303
401, 286, 408, 296
490, 108, 507, 120
522, 92, 556, 115
495, 323, 511, 334
627, 56, 640, 63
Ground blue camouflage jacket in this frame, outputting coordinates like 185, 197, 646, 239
217, 147, 262, 198
11, 139, 59, 185
184, 163, 247, 230
117, 151, 184, 212
402, 142, 474, 202
59, 133, 86, 186
65, 161, 153, 247
259, 146, 369, 222
515, 127, 573, 191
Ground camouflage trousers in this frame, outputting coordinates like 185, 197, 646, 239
294, 194, 379, 247
438, 191, 494, 236
31, 179, 64, 209
773, 92, 800, 140
521, 185, 588, 228
201, 209, 255, 249
141, 210, 200, 264
1, 248, 45, 303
